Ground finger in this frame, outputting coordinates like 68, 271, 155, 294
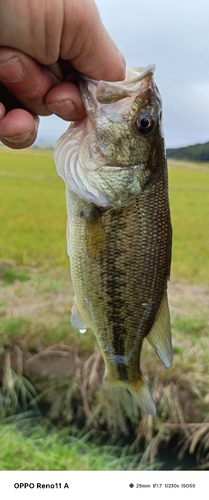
45, 81, 86, 121
0, 47, 62, 116
61, 1, 126, 82
0, 81, 26, 113
0, 108, 39, 148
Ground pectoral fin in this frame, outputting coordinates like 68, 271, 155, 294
146, 289, 172, 368
84, 207, 108, 259
71, 302, 88, 334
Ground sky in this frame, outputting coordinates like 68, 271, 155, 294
37, 0, 209, 149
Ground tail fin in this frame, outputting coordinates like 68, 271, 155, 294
105, 373, 156, 416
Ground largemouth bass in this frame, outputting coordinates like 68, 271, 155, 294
54, 65, 172, 416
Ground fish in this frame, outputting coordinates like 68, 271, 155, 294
54, 65, 172, 416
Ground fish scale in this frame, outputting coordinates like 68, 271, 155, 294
54, 65, 172, 416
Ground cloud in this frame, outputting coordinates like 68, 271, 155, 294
95, 0, 209, 147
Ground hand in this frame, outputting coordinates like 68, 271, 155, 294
0, 0, 125, 148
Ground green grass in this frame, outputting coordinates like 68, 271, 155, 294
168, 162, 209, 283
0, 149, 208, 388
0, 148, 209, 282
0, 317, 31, 340
0, 424, 161, 470
169, 314, 209, 375
0, 314, 96, 352
0, 264, 31, 285
0, 147, 68, 269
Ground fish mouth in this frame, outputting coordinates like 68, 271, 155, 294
79, 65, 161, 122
79, 65, 157, 107
80, 64, 156, 88
124, 65, 156, 85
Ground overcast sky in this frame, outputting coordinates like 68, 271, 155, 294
37, 0, 209, 148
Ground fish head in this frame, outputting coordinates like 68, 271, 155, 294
54, 65, 166, 208
79, 65, 163, 169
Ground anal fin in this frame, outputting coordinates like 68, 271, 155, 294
146, 289, 172, 368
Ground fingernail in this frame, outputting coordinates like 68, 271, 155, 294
3, 131, 34, 145
0, 104, 5, 119
0, 55, 25, 83
47, 99, 76, 117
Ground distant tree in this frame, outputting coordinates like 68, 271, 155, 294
166, 141, 209, 162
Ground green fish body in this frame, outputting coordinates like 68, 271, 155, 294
54, 66, 172, 416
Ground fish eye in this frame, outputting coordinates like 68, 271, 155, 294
134, 113, 154, 135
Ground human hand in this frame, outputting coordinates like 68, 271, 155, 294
0, 0, 125, 148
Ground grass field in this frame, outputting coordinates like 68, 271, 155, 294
168, 160, 209, 283
0, 148, 67, 269
0, 424, 162, 470
0, 147, 209, 470
1, 148, 209, 282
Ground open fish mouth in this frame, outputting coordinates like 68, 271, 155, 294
80, 64, 156, 88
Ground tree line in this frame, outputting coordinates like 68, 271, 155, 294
166, 141, 209, 162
